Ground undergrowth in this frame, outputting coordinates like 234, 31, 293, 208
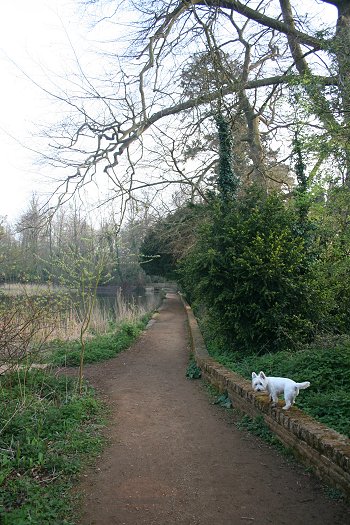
186, 358, 202, 379
49, 316, 150, 367
206, 340, 350, 438
0, 370, 106, 524
1, 313, 153, 522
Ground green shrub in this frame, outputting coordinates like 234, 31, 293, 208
186, 360, 202, 379
309, 185, 350, 333
179, 188, 317, 353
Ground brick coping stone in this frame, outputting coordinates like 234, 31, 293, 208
180, 294, 350, 497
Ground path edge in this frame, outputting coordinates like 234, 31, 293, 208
179, 293, 350, 498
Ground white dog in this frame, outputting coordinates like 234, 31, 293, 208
252, 371, 310, 410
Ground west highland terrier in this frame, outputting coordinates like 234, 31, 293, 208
251, 371, 310, 410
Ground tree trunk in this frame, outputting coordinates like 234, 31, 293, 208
335, 1, 350, 182
239, 92, 267, 186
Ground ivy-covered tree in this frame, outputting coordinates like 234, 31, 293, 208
216, 113, 239, 202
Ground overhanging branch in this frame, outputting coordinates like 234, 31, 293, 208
106, 73, 336, 170
198, 0, 325, 49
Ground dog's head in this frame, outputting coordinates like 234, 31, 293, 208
252, 371, 268, 392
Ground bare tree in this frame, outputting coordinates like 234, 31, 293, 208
42, 0, 349, 210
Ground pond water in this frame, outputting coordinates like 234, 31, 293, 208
0, 283, 174, 321
95, 286, 163, 318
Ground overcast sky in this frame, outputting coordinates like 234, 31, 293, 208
0, 0, 337, 224
0, 0, 92, 222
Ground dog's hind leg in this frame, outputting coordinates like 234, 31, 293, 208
282, 391, 296, 410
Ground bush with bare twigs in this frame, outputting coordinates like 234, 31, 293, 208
0, 290, 67, 372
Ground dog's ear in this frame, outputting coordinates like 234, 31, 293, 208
252, 372, 257, 379
259, 371, 266, 379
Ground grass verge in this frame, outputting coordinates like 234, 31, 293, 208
49, 316, 151, 367
1, 312, 154, 523
0, 370, 106, 524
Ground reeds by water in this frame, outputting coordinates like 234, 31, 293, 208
1, 284, 160, 349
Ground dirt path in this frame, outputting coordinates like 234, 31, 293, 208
79, 294, 349, 525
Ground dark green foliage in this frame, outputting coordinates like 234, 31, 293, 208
216, 113, 238, 201
207, 341, 350, 437
179, 187, 316, 353
139, 227, 177, 278
0, 370, 106, 524
50, 319, 148, 366
293, 132, 307, 194
140, 203, 209, 279
310, 185, 350, 333
292, 131, 311, 233
186, 360, 202, 379
213, 391, 232, 409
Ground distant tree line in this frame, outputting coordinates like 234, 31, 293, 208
0, 196, 153, 288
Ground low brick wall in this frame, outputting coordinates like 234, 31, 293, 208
181, 295, 350, 497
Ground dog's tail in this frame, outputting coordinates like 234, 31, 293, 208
296, 381, 310, 390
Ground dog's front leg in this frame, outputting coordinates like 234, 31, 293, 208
269, 390, 278, 407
